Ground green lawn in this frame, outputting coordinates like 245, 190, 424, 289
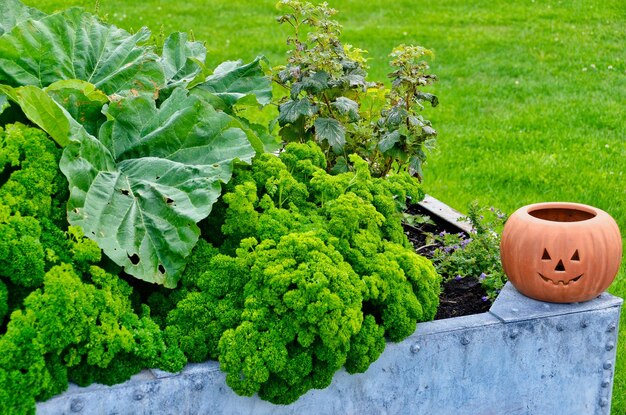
27, 0, 626, 411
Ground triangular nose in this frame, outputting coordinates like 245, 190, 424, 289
555, 260, 565, 272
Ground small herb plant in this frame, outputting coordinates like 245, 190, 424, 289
274, 0, 438, 179
426, 202, 508, 301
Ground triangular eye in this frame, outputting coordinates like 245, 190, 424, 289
571, 250, 580, 261
542, 249, 551, 260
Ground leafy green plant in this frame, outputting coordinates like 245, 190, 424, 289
0, 123, 188, 414
376, 45, 439, 179
166, 142, 440, 404
273, 0, 438, 178
0, 123, 68, 295
60, 87, 257, 287
0, 6, 163, 95
426, 202, 508, 301
0, 1, 275, 286
0, 2, 444, 411
0, 263, 185, 415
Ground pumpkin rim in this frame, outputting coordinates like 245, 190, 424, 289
517, 202, 611, 227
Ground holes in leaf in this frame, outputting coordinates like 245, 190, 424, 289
165, 197, 174, 205
158, 264, 166, 274
571, 250, 580, 261
542, 249, 551, 260
555, 260, 565, 272
120, 189, 130, 196
128, 253, 140, 265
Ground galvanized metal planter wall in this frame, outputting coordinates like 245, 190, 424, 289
37, 283, 622, 415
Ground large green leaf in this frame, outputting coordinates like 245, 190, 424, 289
0, 0, 45, 36
378, 130, 401, 153
278, 98, 318, 125
190, 57, 275, 152
0, 85, 71, 147
0, 94, 9, 116
0, 82, 107, 147
45, 80, 109, 136
0, 8, 164, 94
160, 32, 206, 90
314, 117, 346, 153
332, 96, 360, 122
61, 88, 255, 287
193, 57, 272, 110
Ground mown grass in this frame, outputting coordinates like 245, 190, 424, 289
27, 0, 626, 411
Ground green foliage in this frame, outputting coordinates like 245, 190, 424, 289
376, 45, 438, 179
0, 264, 185, 413
0, 8, 163, 94
28, 0, 626, 410
192, 57, 272, 110
427, 203, 508, 301
0, 124, 117, 344
0, 280, 7, 324
0, 84, 76, 147
61, 87, 256, 287
273, 0, 438, 178
0, 0, 45, 37
160, 32, 207, 93
219, 233, 363, 403
0, 123, 63, 218
0, 1, 275, 287
167, 142, 440, 403
0, 2, 442, 410
0, 123, 69, 291
166, 251, 248, 362
344, 314, 385, 374
0, 212, 44, 288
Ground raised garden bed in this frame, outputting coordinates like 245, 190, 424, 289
36, 198, 624, 414
0, 2, 622, 413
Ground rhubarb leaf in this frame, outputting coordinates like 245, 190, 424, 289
0, 0, 45, 36
61, 88, 255, 287
0, 8, 164, 94
0, 84, 72, 147
160, 32, 206, 91
193, 57, 272, 111
45, 80, 109, 136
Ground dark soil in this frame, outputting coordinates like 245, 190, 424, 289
433, 277, 491, 319
403, 203, 491, 320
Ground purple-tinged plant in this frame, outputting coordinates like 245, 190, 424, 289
426, 202, 508, 301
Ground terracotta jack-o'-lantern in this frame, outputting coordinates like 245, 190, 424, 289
500, 202, 622, 303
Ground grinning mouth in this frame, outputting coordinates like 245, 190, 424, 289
538, 273, 583, 286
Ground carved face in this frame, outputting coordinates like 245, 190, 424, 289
500, 202, 623, 303
538, 247, 584, 286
